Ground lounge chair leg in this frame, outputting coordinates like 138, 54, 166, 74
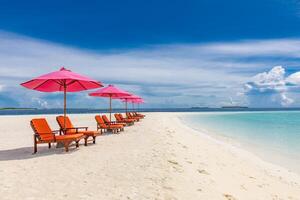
76, 141, 79, 148
84, 137, 88, 146
93, 136, 96, 144
33, 137, 37, 154
64, 142, 70, 152
48, 143, 51, 148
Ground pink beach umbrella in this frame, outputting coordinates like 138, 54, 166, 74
21, 67, 103, 129
123, 98, 145, 113
89, 85, 131, 121
130, 98, 145, 112
124, 98, 144, 103
118, 95, 142, 113
135, 99, 145, 112
132, 99, 145, 113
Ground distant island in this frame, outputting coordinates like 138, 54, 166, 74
190, 106, 210, 109
221, 106, 248, 109
0, 107, 37, 110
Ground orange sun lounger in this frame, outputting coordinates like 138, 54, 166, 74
120, 113, 137, 122
133, 112, 145, 118
56, 116, 101, 146
114, 113, 135, 126
31, 118, 84, 153
102, 115, 126, 127
95, 115, 123, 134
127, 112, 142, 121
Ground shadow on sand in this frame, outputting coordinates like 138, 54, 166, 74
0, 145, 79, 161
0, 132, 120, 161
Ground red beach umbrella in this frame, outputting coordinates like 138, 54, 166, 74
89, 85, 131, 121
21, 67, 103, 129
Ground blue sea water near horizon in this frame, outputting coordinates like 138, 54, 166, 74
181, 111, 300, 174
2, 107, 300, 115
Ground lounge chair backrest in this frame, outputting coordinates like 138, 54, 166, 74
56, 116, 75, 134
126, 113, 130, 118
31, 118, 55, 141
102, 115, 110, 124
119, 114, 125, 120
95, 115, 107, 128
114, 113, 121, 121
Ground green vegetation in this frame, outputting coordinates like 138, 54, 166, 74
0, 107, 37, 110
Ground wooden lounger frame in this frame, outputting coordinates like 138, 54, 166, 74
56, 116, 100, 146
30, 120, 82, 153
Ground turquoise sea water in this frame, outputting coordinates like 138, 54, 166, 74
181, 111, 300, 174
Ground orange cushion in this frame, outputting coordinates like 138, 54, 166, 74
31, 118, 55, 141
56, 133, 83, 141
78, 130, 100, 136
56, 116, 77, 134
107, 124, 123, 128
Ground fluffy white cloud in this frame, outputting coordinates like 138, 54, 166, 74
248, 66, 286, 92
286, 72, 300, 85
244, 66, 300, 107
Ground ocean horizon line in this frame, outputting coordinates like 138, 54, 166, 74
1, 107, 300, 116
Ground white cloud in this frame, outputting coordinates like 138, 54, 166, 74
250, 66, 286, 92
31, 97, 49, 109
1, 30, 300, 108
0, 84, 4, 92
200, 39, 300, 58
286, 72, 300, 85
280, 93, 294, 106
244, 66, 300, 107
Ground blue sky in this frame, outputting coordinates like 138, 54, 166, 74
1, 0, 300, 48
1, 0, 300, 108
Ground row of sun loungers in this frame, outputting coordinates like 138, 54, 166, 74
31, 112, 145, 153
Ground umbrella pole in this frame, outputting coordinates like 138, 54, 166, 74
57, 82, 67, 149
126, 100, 128, 114
109, 95, 112, 122
63, 83, 67, 130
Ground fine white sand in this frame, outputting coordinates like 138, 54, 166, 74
0, 112, 300, 200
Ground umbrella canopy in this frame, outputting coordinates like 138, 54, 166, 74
132, 99, 145, 104
21, 67, 102, 128
121, 97, 145, 113
129, 98, 145, 113
21, 67, 102, 92
117, 95, 143, 113
89, 85, 131, 121
122, 98, 144, 103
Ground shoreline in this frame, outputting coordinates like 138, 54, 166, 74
178, 113, 300, 174
179, 112, 300, 175
0, 112, 300, 199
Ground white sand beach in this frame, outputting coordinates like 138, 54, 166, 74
0, 112, 300, 200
